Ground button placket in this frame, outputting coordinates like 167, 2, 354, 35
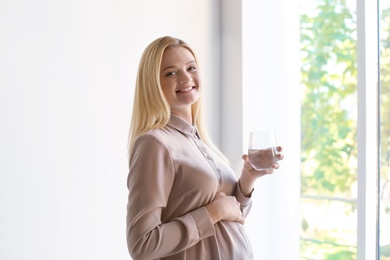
192, 135, 223, 188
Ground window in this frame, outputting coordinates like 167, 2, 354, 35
299, 0, 358, 258
221, 0, 383, 259
380, 0, 390, 258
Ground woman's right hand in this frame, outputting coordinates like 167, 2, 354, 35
205, 192, 245, 225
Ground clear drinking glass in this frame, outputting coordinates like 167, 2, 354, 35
248, 130, 279, 171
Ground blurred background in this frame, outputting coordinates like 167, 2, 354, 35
0, 0, 387, 259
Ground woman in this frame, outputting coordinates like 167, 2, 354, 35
126, 36, 283, 260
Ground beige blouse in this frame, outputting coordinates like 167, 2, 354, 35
126, 115, 254, 260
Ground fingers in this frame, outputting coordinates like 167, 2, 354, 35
276, 146, 284, 161
237, 215, 245, 225
215, 191, 245, 224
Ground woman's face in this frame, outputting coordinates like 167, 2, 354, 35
160, 46, 200, 122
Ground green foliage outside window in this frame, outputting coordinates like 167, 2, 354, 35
300, 0, 357, 198
300, 1, 357, 258
300, 0, 390, 258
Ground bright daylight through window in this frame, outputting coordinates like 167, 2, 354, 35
299, 0, 389, 259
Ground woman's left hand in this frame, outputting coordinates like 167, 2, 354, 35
239, 146, 284, 197
242, 146, 284, 177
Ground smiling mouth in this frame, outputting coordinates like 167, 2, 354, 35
176, 86, 195, 93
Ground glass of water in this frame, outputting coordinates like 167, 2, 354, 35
248, 130, 279, 171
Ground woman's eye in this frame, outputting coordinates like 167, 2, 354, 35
188, 66, 196, 71
166, 71, 176, 76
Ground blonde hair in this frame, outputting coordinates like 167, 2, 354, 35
128, 36, 228, 163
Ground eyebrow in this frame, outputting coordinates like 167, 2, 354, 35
161, 60, 196, 72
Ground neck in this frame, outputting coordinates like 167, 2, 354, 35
171, 112, 193, 125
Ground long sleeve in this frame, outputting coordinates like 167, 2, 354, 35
126, 134, 215, 260
234, 182, 253, 218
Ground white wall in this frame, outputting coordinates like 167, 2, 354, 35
0, 1, 220, 259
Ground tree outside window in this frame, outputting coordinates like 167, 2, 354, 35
299, 0, 390, 258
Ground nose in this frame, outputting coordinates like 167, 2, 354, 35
179, 72, 192, 84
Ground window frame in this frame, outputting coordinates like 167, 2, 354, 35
356, 0, 380, 258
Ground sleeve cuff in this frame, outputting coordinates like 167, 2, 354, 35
190, 207, 215, 239
235, 182, 253, 206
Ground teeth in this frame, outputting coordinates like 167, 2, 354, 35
178, 87, 193, 92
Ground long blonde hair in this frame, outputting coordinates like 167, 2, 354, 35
128, 36, 228, 163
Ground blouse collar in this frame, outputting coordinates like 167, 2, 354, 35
167, 114, 198, 138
